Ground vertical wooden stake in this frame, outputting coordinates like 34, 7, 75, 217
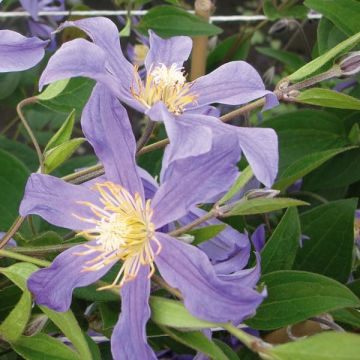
190, 0, 214, 81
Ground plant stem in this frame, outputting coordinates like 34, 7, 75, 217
223, 322, 272, 357
9, 242, 83, 255
152, 274, 182, 299
169, 209, 218, 237
0, 249, 50, 267
17, 96, 44, 173
0, 216, 25, 249
136, 119, 156, 151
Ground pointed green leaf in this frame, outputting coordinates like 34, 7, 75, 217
256, 47, 305, 70
150, 296, 217, 329
159, 326, 228, 360
0, 291, 32, 343
261, 207, 301, 274
45, 110, 76, 152
304, 0, 360, 36
188, 224, 226, 246
296, 88, 360, 110
38, 77, 95, 113
295, 199, 357, 283
11, 333, 80, 360
44, 138, 85, 174
224, 198, 308, 217
288, 31, 360, 81
268, 332, 360, 360
274, 147, 354, 190
218, 166, 253, 205
0, 263, 92, 360
246, 271, 360, 330
137, 5, 222, 37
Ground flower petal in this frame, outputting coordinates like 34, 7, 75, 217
82, 84, 143, 197
232, 126, 278, 187
146, 102, 213, 170
20, 0, 39, 20
218, 253, 262, 288
19, 173, 101, 231
189, 61, 276, 108
0, 30, 47, 72
179, 113, 278, 187
151, 132, 240, 229
145, 30, 192, 71
156, 233, 265, 325
179, 207, 250, 265
58, 17, 134, 87
27, 241, 115, 312
251, 224, 266, 252
39, 38, 119, 93
111, 266, 156, 360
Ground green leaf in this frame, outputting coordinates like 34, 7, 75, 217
263, 0, 279, 20
150, 296, 216, 329
294, 199, 357, 283
256, 47, 305, 70
45, 109, 76, 152
0, 135, 38, 172
0, 72, 21, 99
332, 308, 360, 328
218, 166, 253, 205
137, 5, 222, 37
303, 148, 360, 190
213, 339, 240, 360
317, 17, 347, 55
39, 307, 92, 360
246, 271, 360, 330
274, 147, 353, 190
268, 332, 360, 360
0, 262, 38, 291
188, 224, 226, 246
224, 198, 308, 217
348, 123, 360, 145
288, 31, 360, 81
0, 263, 92, 360
304, 0, 360, 36
0, 291, 32, 343
296, 88, 360, 110
12, 333, 80, 360
159, 326, 228, 360
0, 149, 31, 233
44, 138, 85, 174
38, 77, 95, 113
261, 207, 301, 274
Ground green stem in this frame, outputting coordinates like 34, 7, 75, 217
0, 249, 50, 267
0, 216, 25, 249
136, 119, 156, 151
223, 323, 272, 357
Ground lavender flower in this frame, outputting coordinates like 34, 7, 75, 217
20, 85, 265, 359
39, 17, 279, 187
0, 30, 48, 72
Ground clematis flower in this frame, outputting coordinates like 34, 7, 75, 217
39, 17, 279, 187
20, 85, 265, 359
0, 30, 48, 72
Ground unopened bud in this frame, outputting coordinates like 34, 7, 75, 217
338, 52, 360, 76
245, 189, 280, 200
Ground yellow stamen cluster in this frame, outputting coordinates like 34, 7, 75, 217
130, 63, 198, 115
73, 181, 161, 290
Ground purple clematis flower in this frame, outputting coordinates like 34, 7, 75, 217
39, 17, 279, 187
0, 29, 48, 72
20, 85, 265, 359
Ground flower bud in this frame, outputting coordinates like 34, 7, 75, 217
338, 52, 360, 76
245, 189, 280, 200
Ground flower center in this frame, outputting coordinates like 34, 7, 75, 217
73, 181, 161, 290
130, 63, 198, 115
